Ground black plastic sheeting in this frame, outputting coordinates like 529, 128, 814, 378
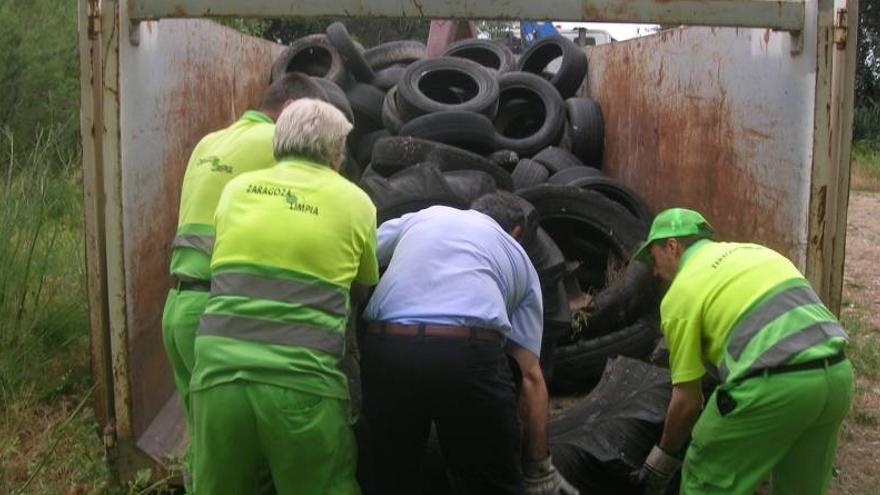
550, 356, 671, 493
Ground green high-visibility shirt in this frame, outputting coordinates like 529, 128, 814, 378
190, 156, 379, 400
169, 110, 276, 281
661, 240, 846, 385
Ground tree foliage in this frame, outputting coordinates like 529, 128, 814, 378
0, 0, 80, 156
857, 0, 880, 105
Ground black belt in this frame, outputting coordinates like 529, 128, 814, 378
737, 351, 847, 382
175, 278, 211, 292
365, 322, 504, 344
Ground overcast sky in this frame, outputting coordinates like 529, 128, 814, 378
554, 22, 660, 41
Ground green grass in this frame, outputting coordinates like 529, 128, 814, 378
851, 140, 880, 192
0, 127, 113, 494
840, 305, 880, 380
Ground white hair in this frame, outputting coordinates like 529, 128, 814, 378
273, 98, 353, 167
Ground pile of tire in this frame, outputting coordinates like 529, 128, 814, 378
272, 22, 662, 391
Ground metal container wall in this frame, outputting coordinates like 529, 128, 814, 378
79, 7, 284, 469
585, 24, 816, 266
79, 0, 855, 477
120, 20, 282, 451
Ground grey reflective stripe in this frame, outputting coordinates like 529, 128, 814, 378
172, 233, 215, 255
211, 272, 347, 316
199, 313, 344, 356
726, 285, 822, 360
745, 322, 848, 372
720, 321, 848, 381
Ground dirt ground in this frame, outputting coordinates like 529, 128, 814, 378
828, 191, 880, 495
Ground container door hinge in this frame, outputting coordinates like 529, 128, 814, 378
834, 8, 848, 50
102, 422, 117, 449
129, 20, 141, 46
87, 0, 101, 39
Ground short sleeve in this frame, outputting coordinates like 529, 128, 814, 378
661, 288, 707, 384
355, 202, 379, 285
374, 213, 412, 267
354, 203, 379, 285
507, 258, 544, 357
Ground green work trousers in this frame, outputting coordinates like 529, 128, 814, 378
681, 359, 853, 495
162, 287, 210, 419
161, 287, 210, 490
191, 381, 360, 495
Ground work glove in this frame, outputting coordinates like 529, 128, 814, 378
523, 455, 579, 495
630, 445, 682, 495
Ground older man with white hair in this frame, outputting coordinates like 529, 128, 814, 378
189, 98, 379, 494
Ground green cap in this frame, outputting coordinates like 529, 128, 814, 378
633, 208, 715, 262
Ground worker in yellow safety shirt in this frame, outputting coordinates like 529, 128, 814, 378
189, 98, 378, 494
630, 208, 852, 495
160, 73, 328, 486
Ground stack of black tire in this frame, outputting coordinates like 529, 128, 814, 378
271, 22, 662, 392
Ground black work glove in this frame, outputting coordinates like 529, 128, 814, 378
523, 455, 579, 495
629, 445, 682, 495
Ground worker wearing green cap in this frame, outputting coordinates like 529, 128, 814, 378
631, 208, 852, 495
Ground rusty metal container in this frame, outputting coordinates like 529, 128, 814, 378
78, 0, 858, 477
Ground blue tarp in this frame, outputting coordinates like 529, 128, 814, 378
520, 21, 560, 46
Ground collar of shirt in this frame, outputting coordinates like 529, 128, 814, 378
276, 155, 335, 173
679, 238, 713, 269
240, 110, 273, 124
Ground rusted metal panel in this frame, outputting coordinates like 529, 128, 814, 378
128, 0, 806, 31
85, 0, 853, 480
78, 0, 114, 431
585, 22, 819, 268
114, 12, 283, 467
824, 0, 858, 314
806, 0, 836, 309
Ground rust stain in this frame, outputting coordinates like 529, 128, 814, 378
172, 5, 187, 17
124, 23, 278, 438
744, 127, 772, 140
582, 4, 602, 20
590, 32, 797, 260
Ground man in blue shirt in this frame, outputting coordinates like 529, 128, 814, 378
361, 192, 577, 495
